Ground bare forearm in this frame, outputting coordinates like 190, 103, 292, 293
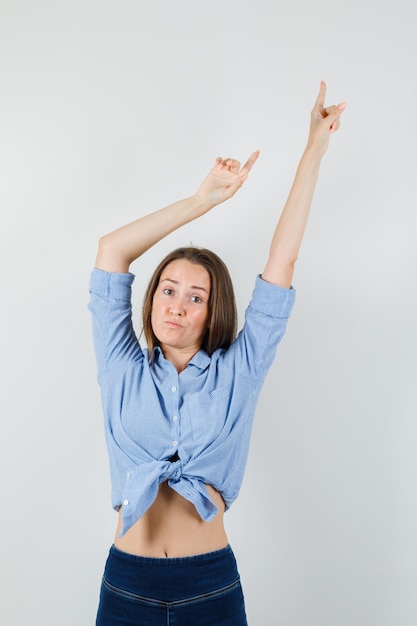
262, 146, 322, 288
95, 194, 213, 273
94, 151, 259, 273
262, 82, 345, 288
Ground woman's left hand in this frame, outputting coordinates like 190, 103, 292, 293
307, 81, 346, 156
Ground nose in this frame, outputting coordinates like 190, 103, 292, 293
169, 297, 185, 316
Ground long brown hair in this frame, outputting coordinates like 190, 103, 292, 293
142, 247, 237, 355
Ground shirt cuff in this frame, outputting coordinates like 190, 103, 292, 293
89, 268, 135, 301
249, 274, 296, 318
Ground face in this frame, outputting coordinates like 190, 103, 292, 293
151, 259, 211, 357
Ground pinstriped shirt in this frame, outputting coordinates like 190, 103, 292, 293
88, 268, 295, 537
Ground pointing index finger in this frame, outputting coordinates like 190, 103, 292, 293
314, 80, 327, 115
240, 150, 260, 177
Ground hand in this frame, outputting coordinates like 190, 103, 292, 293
195, 150, 260, 207
307, 81, 346, 156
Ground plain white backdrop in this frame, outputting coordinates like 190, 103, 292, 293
1, 1, 416, 625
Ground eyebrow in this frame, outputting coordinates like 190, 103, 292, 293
160, 278, 209, 294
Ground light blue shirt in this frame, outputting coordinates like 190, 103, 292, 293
89, 268, 296, 537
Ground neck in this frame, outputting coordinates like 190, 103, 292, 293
160, 345, 199, 373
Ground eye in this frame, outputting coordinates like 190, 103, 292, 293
163, 288, 174, 296
189, 295, 203, 304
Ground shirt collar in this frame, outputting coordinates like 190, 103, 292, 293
151, 346, 211, 371
188, 350, 211, 370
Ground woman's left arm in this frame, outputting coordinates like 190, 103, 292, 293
262, 81, 346, 288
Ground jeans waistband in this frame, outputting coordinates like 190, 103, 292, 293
103, 544, 240, 602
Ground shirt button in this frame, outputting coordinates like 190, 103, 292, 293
171, 386, 177, 392
127, 472, 131, 478
172, 441, 178, 447
172, 415, 178, 422
123, 500, 129, 506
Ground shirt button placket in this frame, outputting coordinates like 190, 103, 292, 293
170, 383, 179, 451
123, 472, 132, 508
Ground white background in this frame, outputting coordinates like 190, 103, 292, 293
1, 1, 416, 625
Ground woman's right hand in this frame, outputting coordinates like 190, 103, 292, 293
195, 151, 259, 207
95, 151, 259, 273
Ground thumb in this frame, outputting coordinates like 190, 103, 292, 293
223, 174, 247, 200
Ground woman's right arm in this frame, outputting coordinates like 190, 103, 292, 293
95, 152, 259, 273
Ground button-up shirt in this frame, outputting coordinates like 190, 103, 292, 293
89, 268, 295, 536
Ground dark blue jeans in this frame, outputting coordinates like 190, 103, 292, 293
96, 544, 248, 625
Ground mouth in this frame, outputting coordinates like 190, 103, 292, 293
164, 320, 183, 328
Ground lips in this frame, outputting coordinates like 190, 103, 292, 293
164, 319, 183, 328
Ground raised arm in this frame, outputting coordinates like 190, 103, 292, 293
262, 81, 346, 288
95, 152, 259, 273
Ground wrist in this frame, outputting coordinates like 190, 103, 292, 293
302, 141, 326, 163
304, 131, 330, 159
192, 192, 217, 215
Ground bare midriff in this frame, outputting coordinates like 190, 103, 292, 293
113, 482, 228, 558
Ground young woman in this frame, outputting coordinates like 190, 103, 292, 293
89, 82, 345, 625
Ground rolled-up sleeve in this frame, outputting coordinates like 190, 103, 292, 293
88, 268, 143, 374
226, 275, 296, 379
